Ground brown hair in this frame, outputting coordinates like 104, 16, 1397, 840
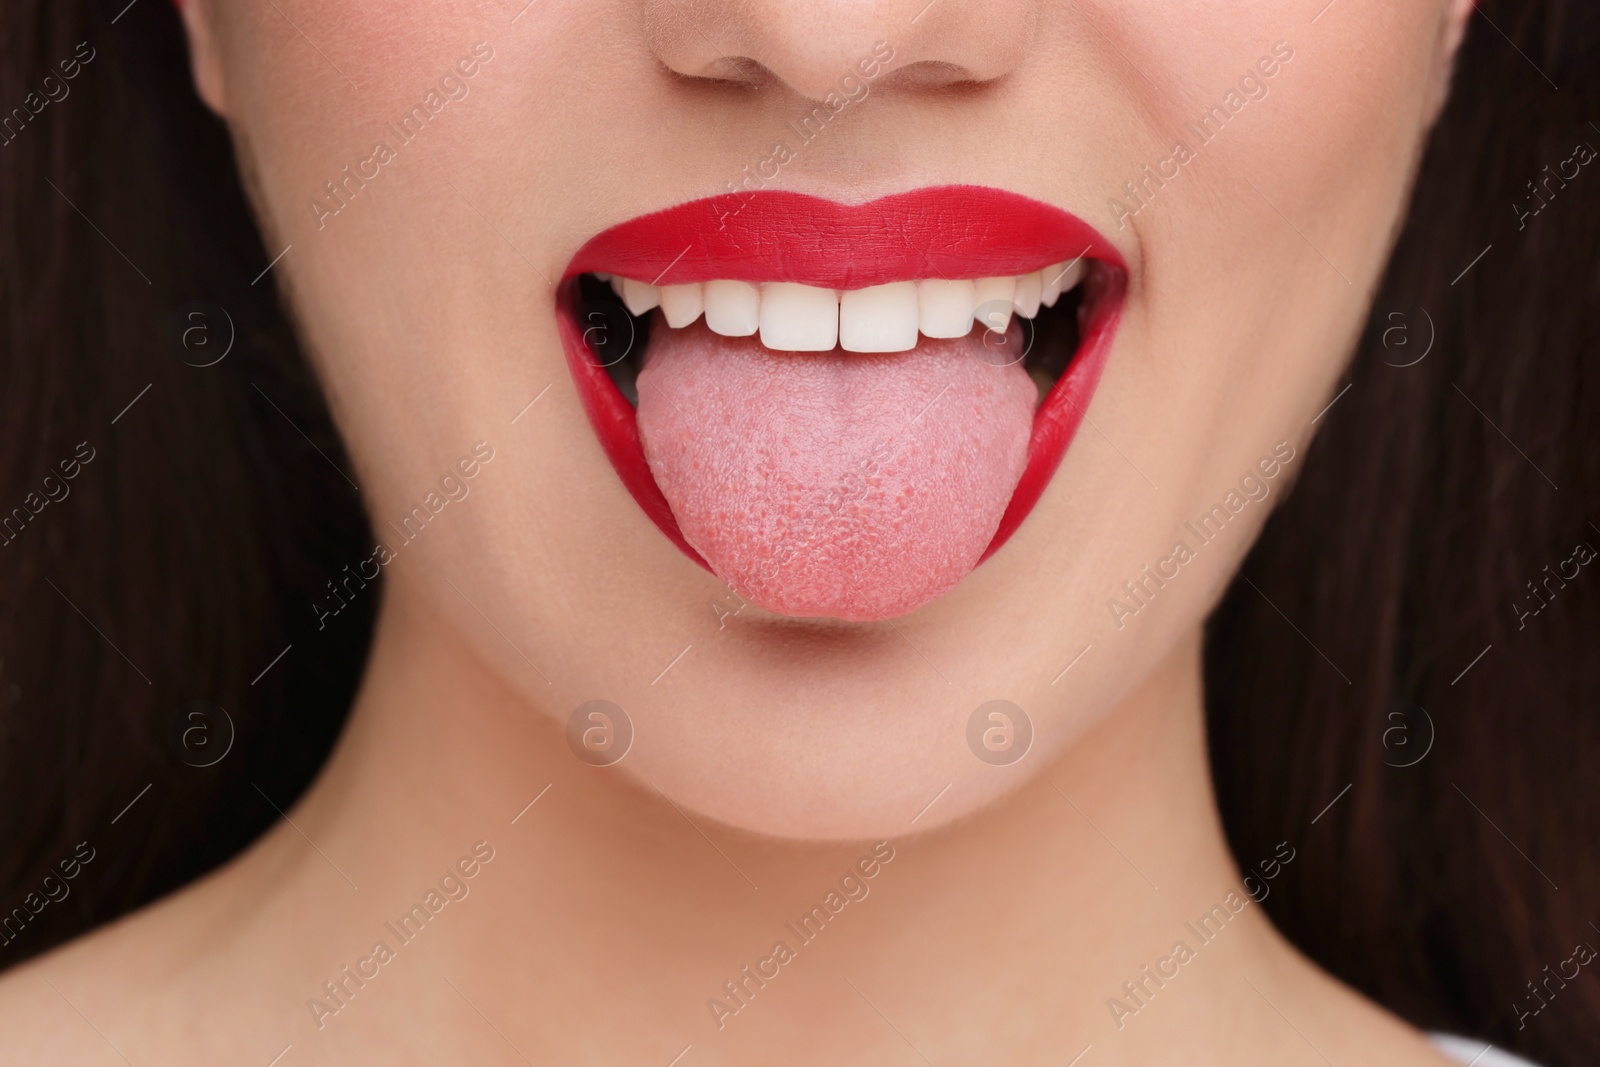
1, 1, 1595, 1063
1208, 4, 1600, 1062
0, 0, 372, 960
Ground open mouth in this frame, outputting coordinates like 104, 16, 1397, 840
557, 186, 1127, 622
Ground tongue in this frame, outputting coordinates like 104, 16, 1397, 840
635, 321, 1036, 621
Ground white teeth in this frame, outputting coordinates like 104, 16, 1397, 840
1012, 271, 1043, 318
621, 277, 660, 315
973, 276, 1016, 333
759, 282, 838, 352
596, 259, 1090, 351
840, 281, 919, 353
1041, 259, 1085, 308
1040, 262, 1068, 307
916, 279, 976, 339
659, 283, 705, 328
703, 280, 761, 337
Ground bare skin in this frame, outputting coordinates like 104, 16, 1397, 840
1, 589, 1451, 1065
0, 0, 1477, 1061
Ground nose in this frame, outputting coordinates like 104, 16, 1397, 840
640, 0, 1042, 101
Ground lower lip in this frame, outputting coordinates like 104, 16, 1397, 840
557, 271, 1125, 576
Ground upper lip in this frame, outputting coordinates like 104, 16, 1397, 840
565, 185, 1127, 286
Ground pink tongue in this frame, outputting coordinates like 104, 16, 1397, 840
635, 321, 1036, 621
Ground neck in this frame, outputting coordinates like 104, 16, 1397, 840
212, 587, 1342, 1063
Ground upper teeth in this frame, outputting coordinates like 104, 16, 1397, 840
600, 260, 1087, 353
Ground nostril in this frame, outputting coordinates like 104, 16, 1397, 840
872, 59, 983, 91
686, 55, 783, 89
673, 54, 983, 97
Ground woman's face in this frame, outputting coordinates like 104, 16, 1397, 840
187, 0, 1466, 838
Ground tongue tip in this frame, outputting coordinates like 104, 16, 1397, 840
718, 565, 967, 623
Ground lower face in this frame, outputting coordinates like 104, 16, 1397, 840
207, 0, 1453, 838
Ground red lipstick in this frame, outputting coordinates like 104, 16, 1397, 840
568, 186, 1122, 288
558, 185, 1127, 606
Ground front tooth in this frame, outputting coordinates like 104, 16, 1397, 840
973, 276, 1016, 332
659, 283, 705, 328
1040, 262, 1069, 307
1012, 271, 1043, 318
1058, 258, 1087, 293
916, 279, 976, 339
622, 278, 660, 315
840, 282, 919, 353
608, 275, 625, 299
703, 280, 761, 337
759, 282, 838, 351
1041, 259, 1086, 307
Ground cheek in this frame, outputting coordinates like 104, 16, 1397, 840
1118, 1, 1441, 416
1002, 1, 1445, 717
215, 5, 537, 529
